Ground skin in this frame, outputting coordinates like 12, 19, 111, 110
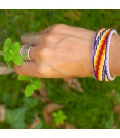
14, 24, 120, 78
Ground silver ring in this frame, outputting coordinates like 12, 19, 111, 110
20, 45, 32, 61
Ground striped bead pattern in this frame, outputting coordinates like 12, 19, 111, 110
92, 28, 117, 81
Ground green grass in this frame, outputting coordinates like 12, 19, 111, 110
0, 9, 120, 128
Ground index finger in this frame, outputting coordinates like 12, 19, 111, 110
21, 32, 40, 46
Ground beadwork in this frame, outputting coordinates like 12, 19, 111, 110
92, 28, 117, 81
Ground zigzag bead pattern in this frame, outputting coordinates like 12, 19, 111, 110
92, 28, 118, 81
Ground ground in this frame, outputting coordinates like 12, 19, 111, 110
0, 9, 120, 128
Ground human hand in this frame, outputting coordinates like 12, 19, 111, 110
14, 24, 95, 78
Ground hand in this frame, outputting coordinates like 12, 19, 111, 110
14, 24, 95, 78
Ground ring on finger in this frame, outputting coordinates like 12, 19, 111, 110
20, 44, 32, 61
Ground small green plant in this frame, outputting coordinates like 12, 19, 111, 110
52, 110, 67, 125
18, 76, 42, 97
1, 38, 23, 69
0, 38, 42, 97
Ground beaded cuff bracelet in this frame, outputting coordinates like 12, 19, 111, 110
92, 28, 118, 81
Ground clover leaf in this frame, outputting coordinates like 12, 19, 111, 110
3, 38, 23, 67
11, 42, 20, 53
4, 52, 14, 61
32, 80, 42, 90
18, 75, 42, 97
1, 38, 42, 97
3, 38, 12, 53
13, 54, 23, 66
18, 75, 30, 81
25, 84, 35, 97
6, 61, 14, 69
52, 110, 67, 125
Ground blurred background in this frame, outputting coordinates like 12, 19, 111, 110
0, 9, 120, 129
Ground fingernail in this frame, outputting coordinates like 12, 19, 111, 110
21, 32, 40, 45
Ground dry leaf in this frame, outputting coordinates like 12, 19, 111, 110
64, 10, 80, 21
55, 123, 76, 129
64, 123, 76, 129
0, 105, 5, 122
111, 89, 116, 95
64, 78, 84, 93
39, 96, 51, 103
39, 81, 47, 97
114, 104, 120, 113
38, 81, 51, 103
42, 103, 64, 124
0, 62, 14, 75
29, 113, 40, 129
112, 124, 117, 129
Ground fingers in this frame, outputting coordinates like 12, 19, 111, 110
35, 32, 65, 45
14, 61, 37, 77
